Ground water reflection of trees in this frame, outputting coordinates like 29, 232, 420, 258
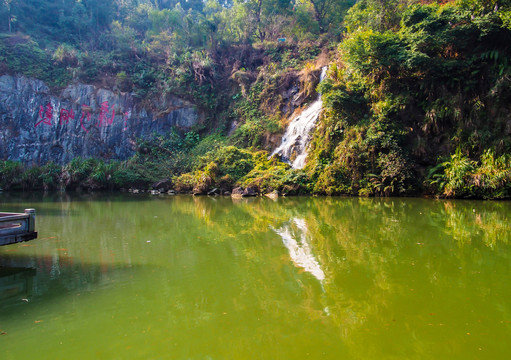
181, 196, 511, 357
2, 194, 510, 358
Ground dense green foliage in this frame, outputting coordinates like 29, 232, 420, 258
306, 0, 511, 198
1, 0, 510, 198
0, 0, 349, 102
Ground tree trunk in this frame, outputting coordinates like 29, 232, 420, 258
310, 0, 327, 33
7, 6, 11, 33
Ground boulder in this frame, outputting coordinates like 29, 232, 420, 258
151, 179, 173, 192
242, 186, 258, 197
231, 187, 244, 198
193, 182, 210, 195
265, 190, 280, 199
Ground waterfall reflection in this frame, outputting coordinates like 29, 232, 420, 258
273, 218, 325, 282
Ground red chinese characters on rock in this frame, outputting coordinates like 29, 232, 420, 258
79, 105, 92, 133
99, 101, 115, 127
34, 101, 124, 132
59, 108, 75, 124
35, 103, 54, 128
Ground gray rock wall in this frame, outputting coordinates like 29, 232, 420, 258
0, 75, 201, 164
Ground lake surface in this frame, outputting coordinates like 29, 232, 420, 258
0, 193, 510, 359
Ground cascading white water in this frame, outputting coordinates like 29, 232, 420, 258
271, 66, 327, 169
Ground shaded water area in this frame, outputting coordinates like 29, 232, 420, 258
0, 193, 510, 359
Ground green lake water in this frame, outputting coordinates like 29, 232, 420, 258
0, 193, 510, 359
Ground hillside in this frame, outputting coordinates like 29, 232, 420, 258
0, 0, 510, 198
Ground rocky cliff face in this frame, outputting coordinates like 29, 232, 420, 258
0, 75, 201, 164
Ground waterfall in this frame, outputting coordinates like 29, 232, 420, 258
271, 66, 327, 169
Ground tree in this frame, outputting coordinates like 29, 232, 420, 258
2, 0, 15, 33
308, 0, 335, 32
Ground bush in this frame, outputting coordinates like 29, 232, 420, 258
474, 150, 511, 198
429, 148, 511, 199
40, 162, 62, 190
173, 173, 195, 193
112, 165, 148, 188
198, 146, 255, 181
0, 160, 24, 190
115, 71, 132, 92
440, 148, 476, 197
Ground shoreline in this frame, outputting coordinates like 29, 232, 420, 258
1, 189, 509, 201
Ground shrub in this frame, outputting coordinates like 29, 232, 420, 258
198, 146, 255, 181
473, 150, 511, 198
0, 161, 24, 190
441, 148, 476, 197
173, 173, 195, 193
40, 162, 62, 190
